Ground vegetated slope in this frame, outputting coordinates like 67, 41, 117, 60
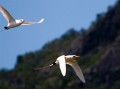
0, 1, 120, 89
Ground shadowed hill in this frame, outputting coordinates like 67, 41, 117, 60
0, 1, 120, 89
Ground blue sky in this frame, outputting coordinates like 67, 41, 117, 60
0, 0, 117, 69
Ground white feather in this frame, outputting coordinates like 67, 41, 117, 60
57, 55, 66, 76
67, 60, 86, 83
22, 18, 44, 25
0, 5, 15, 23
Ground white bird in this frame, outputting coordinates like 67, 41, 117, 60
0, 5, 44, 30
35, 55, 86, 83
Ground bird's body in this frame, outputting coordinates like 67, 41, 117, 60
5, 19, 24, 29
35, 55, 86, 83
0, 5, 44, 30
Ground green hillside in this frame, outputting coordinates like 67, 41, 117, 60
0, 1, 120, 89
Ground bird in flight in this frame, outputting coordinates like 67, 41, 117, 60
0, 5, 44, 31
34, 55, 86, 83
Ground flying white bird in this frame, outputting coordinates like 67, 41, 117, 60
0, 5, 44, 30
35, 55, 86, 83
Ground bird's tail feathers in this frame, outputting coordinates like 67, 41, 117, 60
34, 64, 53, 70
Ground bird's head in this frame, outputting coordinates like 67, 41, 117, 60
20, 19, 25, 23
65, 55, 80, 59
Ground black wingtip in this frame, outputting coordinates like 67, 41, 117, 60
4, 26, 9, 30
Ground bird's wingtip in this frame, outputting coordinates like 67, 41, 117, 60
38, 18, 45, 23
83, 80, 86, 83
62, 73, 66, 77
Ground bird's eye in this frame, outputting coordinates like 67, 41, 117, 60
21, 20, 24, 22
73, 56, 76, 58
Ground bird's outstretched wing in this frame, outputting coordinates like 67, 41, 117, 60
22, 18, 44, 25
0, 6, 15, 23
68, 61, 86, 83
57, 55, 66, 76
